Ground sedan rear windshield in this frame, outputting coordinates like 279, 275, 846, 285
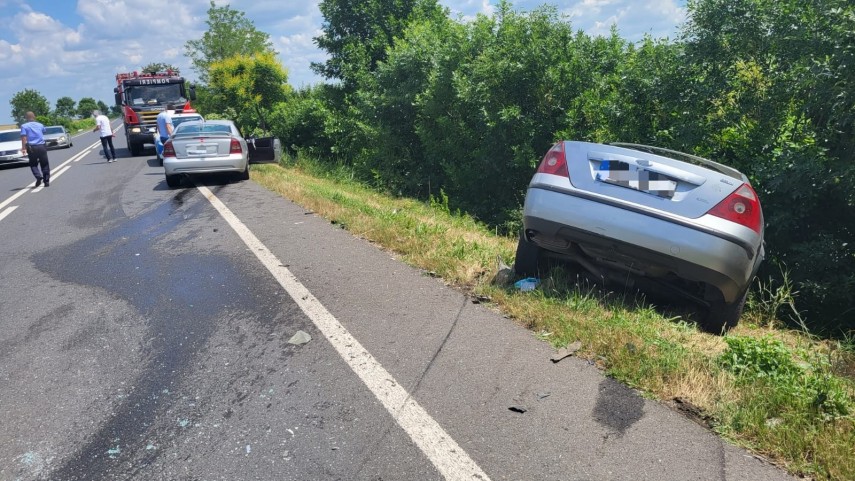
174, 124, 232, 136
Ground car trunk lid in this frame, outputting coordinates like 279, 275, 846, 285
564, 141, 745, 219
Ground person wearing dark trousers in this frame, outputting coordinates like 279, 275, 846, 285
20, 111, 50, 187
93, 110, 117, 162
156, 102, 175, 146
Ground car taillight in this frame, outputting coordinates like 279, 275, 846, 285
536, 141, 569, 177
708, 183, 763, 233
230, 139, 242, 154
163, 140, 175, 158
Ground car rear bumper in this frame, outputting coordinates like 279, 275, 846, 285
523, 187, 762, 303
164, 155, 246, 175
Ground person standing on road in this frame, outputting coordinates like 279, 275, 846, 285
93, 110, 117, 162
156, 102, 175, 147
20, 111, 50, 187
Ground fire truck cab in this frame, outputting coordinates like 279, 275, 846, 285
114, 71, 196, 156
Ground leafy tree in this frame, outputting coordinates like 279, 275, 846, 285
141, 62, 180, 75
77, 97, 99, 118
313, 0, 443, 91
268, 85, 336, 157
207, 51, 290, 134
680, 0, 855, 333
184, 1, 275, 83
97, 100, 109, 115
10, 89, 50, 124
109, 104, 122, 117
54, 96, 76, 119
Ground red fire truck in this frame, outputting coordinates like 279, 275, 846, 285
114, 71, 196, 156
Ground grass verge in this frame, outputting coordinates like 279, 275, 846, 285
251, 159, 855, 480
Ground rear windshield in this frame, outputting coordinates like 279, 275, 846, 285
175, 124, 231, 135
173, 116, 202, 128
45, 127, 64, 134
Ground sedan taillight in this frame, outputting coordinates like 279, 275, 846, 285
536, 141, 569, 177
230, 139, 242, 154
708, 183, 763, 233
163, 140, 175, 158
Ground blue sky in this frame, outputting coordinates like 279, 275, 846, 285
0, 0, 687, 124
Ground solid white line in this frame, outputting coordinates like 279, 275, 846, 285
31, 165, 71, 193
197, 185, 491, 481
0, 186, 31, 212
0, 139, 103, 210
0, 206, 18, 222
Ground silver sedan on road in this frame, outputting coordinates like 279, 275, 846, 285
516, 141, 765, 333
44, 125, 72, 149
162, 119, 250, 188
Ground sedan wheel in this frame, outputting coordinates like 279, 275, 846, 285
702, 287, 748, 334
514, 230, 541, 277
165, 174, 181, 188
237, 163, 250, 181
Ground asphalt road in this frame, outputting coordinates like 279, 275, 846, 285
0, 124, 794, 480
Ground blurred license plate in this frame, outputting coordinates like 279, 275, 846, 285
597, 160, 676, 198
188, 144, 216, 155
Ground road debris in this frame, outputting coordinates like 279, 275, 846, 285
471, 294, 492, 304
288, 330, 312, 345
492, 255, 514, 286
514, 277, 540, 292
508, 405, 528, 413
550, 340, 582, 363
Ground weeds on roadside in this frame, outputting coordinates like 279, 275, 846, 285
746, 264, 802, 329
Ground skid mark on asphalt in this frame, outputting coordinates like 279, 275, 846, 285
33, 189, 294, 480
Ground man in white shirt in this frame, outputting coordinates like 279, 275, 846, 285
92, 110, 117, 162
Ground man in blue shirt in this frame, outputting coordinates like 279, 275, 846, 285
20, 111, 50, 187
156, 102, 175, 145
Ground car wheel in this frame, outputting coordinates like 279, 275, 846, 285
514, 230, 541, 277
165, 174, 181, 188
237, 162, 250, 181
702, 287, 748, 334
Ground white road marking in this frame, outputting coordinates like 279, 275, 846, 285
31, 165, 71, 193
197, 185, 491, 481
0, 206, 18, 222
0, 140, 101, 213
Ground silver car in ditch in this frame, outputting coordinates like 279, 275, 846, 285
516, 141, 765, 332
162, 119, 249, 188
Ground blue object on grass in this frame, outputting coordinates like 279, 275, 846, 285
514, 277, 540, 292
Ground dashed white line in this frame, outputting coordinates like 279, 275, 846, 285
0, 206, 18, 222
197, 185, 491, 481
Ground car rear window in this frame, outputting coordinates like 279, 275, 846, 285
173, 116, 202, 128
175, 124, 232, 135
